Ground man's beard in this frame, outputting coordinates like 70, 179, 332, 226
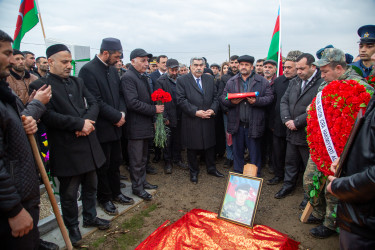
13, 65, 25, 73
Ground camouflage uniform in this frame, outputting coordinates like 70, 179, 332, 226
305, 48, 374, 231
221, 202, 253, 225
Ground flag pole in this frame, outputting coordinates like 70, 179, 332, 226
35, 0, 46, 39
277, 0, 282, 77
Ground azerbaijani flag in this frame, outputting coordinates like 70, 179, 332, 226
267, 6, 283, 76
13, 0, 39, 50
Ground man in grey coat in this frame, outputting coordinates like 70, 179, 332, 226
176, 57, 224, 184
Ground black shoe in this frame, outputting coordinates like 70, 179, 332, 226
223, 159, 232, 168
39, 239, 59, 250
208, 170, 224, 178
120, 182, 126, 189
146, 165, 157, 175
83, 217, 110, 230
267, 176, 283, 185
190, 174, 198, 184
133, 190, 152, 201
144, 183, 158, 190
164, 162, 172, 174
174, 160, 188, 170
120, 175, 128, 180
274, 186, 294, 199
152, 154, 161, 163
100, 201, 118, 215
299, 198, 309, 210
303, 214, 324, 224
310, 225, 336, 239
113, 194, 134, 205
68, 227, 82, 247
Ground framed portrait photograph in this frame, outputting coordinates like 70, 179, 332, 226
218, 172, 263, 228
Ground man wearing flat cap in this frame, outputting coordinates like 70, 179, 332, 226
350, 25, 375, 78
79, 38, 134, 216
154, 59, 188, 174
34, 44, 110, 247
122, 48, 162, 201
263, 60, 277, 84
176, 57, 223, 184
221, 55, 273, 176
210, 63, 221, 80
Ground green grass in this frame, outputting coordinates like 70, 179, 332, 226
89, 204, 158, 249
117, 204, 158, 249
92, 236, 106, 248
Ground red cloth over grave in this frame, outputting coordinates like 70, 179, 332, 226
136, 209, 299, 250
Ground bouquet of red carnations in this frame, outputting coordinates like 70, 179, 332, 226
307, 79, 371, 176
151, 88, 172, 148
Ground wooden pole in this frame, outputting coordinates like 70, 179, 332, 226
300, 178, 327, 223
228, 44, 231, 61
23, 117, 72, 250
35, 0, 46, 39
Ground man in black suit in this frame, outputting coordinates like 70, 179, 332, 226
122, 48, 162, 201
149, 55, 168, 163
79, 38, 133, 216
176, 57, 224, 184
39, 44, 110, 247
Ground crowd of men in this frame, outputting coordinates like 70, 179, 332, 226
0, 24, 374, 249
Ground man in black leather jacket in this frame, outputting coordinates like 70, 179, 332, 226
328, 95, 375, 249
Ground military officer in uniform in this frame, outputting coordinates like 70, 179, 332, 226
351, 25, 375, 78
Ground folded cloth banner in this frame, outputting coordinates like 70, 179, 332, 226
226, 92, 259, 100
136, 209, 299, 250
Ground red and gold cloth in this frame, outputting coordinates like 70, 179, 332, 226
136, 209, 299, 250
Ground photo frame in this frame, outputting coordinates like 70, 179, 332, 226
218, 172, 263, 228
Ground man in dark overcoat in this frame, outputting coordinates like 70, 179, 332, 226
275, 53, 323, 199
154, 58, 188, 174
221, 55, 274, 177
176, 57, 224, 184
39, 44, 110, 247
79, 38, 133, 216
267, 50, 302, 185
122, 48, 162, 201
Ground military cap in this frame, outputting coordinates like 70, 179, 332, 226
150, 57, 157, 65
166, 58, 179, 68
210, 63, 221, 69
345, 53, 354, 64
358, 25, 375, 44
46, 44, 70, 58
100, 37, 122, 51
286, 50, 303, 62
313, 48, 346, 67
236, 183, 251, 192
130, 48, 152, 60
237, 55, 255, 64
13, 49, 24, 57
263, 59, 277, 67
316, 45, 334, 59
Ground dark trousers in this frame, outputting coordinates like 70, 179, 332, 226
272, 135, 287, 178
0, 200, 40, 250
261, 128, 273, 168
283, 142, 309, 188
96, 140, 122, 203
232, 126, 262, 175
215, 111, 226, 157
58, 170, 97, 229
187, 146, 216, 176
164, 125, 182, 162
340, 228, 375, 250
128, 139, 148, 193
